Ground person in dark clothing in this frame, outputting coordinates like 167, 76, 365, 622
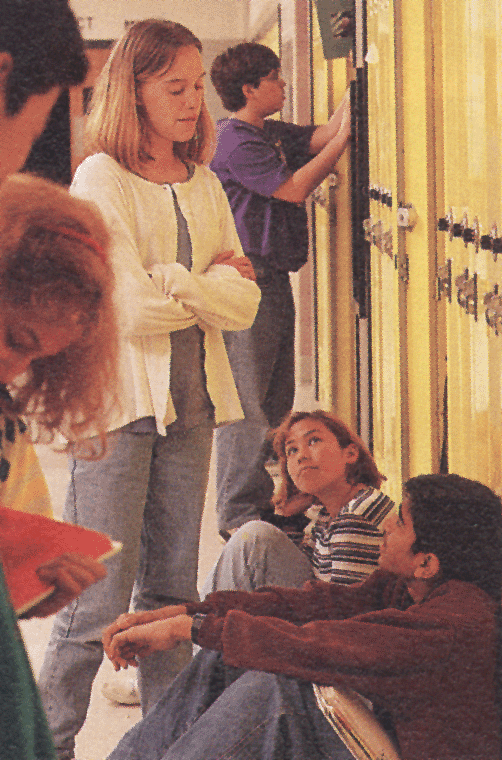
209, 43, 351, 537
104, 473, 502, 760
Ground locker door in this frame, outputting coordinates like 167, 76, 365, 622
312, 9, 354, 418
436, 0, 502, 492
312, 9, 335, 408
366, 0, 402, 500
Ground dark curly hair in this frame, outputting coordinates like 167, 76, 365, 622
1, 0, 87, 115
405, 474, 502, 600
271, 410, 386, 510
210, 42, 280, 112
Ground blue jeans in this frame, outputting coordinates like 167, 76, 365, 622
38, 423, 213, 760
214, 268, 295, 533
200, 521, 315, 598
107, 649, 354, 760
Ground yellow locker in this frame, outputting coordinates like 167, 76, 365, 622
312, 10, 354, 421
436, 0, 502, 493
366, 0, 403, 500
366, 0, 441, 497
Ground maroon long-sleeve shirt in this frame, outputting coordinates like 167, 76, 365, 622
187, 570, 500, 760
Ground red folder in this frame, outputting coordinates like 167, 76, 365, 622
0, 507, 120, 615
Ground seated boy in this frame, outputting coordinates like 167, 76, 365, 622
104, 474, 502, 760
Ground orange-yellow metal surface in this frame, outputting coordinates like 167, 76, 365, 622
311, 11, 355, 421
366, 0, 403, 500
438, 0, 502, 493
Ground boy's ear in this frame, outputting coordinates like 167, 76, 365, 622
242, 82, 256, 103
413, 552, 441, 581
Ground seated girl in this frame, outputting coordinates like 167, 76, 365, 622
200, 409, 395, 596
105, 409, 395, 645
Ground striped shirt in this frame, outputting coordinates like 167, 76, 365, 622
302, 488, 395, 585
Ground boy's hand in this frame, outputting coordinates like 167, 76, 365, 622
102, 605, 187, 659
107, 616, 193, 670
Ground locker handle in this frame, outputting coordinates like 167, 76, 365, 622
462, 218, 479, 251
437, 209, 454, 239
455, 269, 477, 320
437, 259, 452, 302
484, 286, 502, 334
480, 235, 493, 251
493, 238, 502, 256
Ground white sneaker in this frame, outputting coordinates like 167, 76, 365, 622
101, 675, 140, 705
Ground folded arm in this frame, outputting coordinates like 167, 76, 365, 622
72, 159, 260, 337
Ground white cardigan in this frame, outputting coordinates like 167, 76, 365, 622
71, 153, 261, 433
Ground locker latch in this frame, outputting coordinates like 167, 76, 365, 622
480, 224, 502, 261
455, 269, 477, 320
397, 203, 417, 230
362, 218, 392, 258
437, 209, 454, 239
437, 259, 452, 302
311, 173, 339, 209
460, 216, 480, 252
484, 285, 502, 335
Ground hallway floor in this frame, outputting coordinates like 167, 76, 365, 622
20, 443, 223, 760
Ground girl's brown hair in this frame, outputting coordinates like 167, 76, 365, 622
85, 19, 215, 172
271, 410, 386, 509
0, 173, 119, 449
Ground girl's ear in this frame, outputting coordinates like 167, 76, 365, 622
344, 443, 359, 463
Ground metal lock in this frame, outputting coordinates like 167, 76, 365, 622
363, 217, 374, 241
437, 259, 452, 302
382, 228, 393, 258
397, 204, 418, 230
484, 286, 502, 334
326, 172, 339, 188
455, 268, 477, 319
312, 174, 339, 210
312, 185, 328, 209
362, 218, 384, 249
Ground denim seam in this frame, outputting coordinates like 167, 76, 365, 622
214, 717, 272, 760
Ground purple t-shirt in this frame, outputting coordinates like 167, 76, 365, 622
210, 118, 316, 272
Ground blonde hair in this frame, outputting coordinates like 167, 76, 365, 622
85, 19, 215, 172
271, 410, 386, 510
0, 174, 119, 449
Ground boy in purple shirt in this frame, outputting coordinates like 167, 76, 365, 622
210, 43, 351, 537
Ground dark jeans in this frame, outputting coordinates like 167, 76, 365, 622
214, 265, 296, 533
108, 649, 354, 760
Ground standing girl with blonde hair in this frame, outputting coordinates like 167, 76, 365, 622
38, 19, 260, 760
